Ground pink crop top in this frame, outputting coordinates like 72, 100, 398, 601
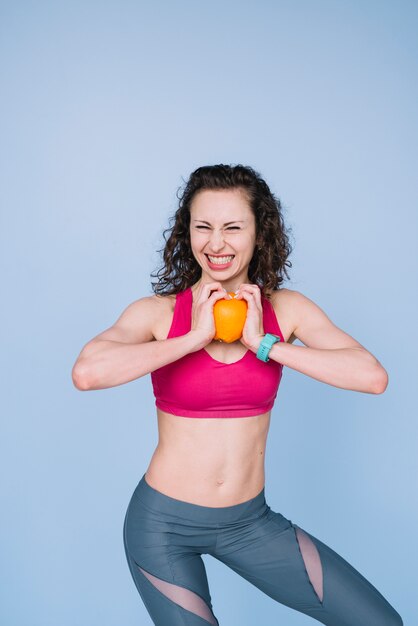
150, 287, 285, 418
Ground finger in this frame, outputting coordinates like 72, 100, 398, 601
209, 287, 230, 299
210, 290, 229, 300
236, 285, 262, 306
199, 282, 227, 300
206, 291, 231, 308
209, 282, 228, 295
235, 286, 258, 299
235, 290, 255, 304
251, 286, 263, 308
236, 291, 262, 313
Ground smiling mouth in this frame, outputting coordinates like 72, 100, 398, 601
205, 254, 235, 264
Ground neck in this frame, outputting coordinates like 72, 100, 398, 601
193, 277, 250, 293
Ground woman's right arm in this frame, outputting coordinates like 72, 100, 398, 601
71, 296, 207, 391
72, 283, 228, 391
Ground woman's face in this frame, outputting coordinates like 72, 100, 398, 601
189, 188, 257, 292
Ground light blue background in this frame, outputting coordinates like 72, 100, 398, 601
1, 1, 417, 624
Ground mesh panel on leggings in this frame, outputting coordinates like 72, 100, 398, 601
295, 526, 323, 603
138, 565, 218, 625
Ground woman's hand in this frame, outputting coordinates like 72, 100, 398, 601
234, 283, 265, 352
189, 282, 231, 348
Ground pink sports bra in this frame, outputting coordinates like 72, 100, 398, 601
150, 286, 285, 418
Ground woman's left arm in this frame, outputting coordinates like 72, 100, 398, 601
253, 290, 388, 394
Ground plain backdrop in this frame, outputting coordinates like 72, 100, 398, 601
1, 1, 417, 625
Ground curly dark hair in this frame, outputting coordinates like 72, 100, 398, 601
150, 164, 293, 299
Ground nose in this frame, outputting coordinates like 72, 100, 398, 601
208, 229, 226, 252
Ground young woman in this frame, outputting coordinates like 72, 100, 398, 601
72, 164, 403, 625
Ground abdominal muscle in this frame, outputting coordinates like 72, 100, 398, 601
144, 408, 271, 507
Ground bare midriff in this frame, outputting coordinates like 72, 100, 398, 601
145, 408, 271, 507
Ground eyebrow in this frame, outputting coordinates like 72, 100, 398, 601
193, 220, 245, 225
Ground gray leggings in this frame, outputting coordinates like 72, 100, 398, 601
123, 474, 402, 626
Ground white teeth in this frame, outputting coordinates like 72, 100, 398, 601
207, 255, 234, 264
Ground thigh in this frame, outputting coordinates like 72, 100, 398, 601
123, 492, 219, 626
214, 509, 403, 626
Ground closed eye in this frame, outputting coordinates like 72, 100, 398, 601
196, 226, 240, 230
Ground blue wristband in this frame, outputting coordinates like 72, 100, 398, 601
256, 333, 281, 362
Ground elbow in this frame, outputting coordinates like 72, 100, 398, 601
369, 365, 389, 395
72, 363, 92, 391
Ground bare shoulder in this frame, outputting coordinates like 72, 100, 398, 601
72, 293, 180, 371
269, 287, 297, 305
149, 292, 177, 341
268, 288, 301, 344
88, 292, 176, 348
270, 287, 311, 316
270, 288, 364, 350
